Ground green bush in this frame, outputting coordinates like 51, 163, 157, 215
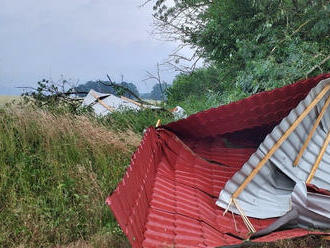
99, 108, 174, 133
167, 67, 223, 103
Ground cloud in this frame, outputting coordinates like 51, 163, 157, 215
0, 0, 184, 95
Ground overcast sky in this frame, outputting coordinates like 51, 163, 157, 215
0, 0, 185, 95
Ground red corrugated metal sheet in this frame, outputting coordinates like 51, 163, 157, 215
166, 75, 328, 140
106, 74, 330, 248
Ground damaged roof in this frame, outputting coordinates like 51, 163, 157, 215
106, 74, 330, 247
82, 89, 159, 116
218, 78, 330, 216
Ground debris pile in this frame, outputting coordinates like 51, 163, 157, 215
106, 74, 330, 247
81, 89, 160, 116
171, 106, 187, 120
82, 90, 187, 121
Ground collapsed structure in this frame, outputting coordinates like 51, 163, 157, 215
217, 78, 330, 231
81, 89, 187, 120
82, 89, 159, 116
106, 74, 330, 247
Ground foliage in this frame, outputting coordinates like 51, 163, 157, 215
166, 65, 250, 113
21, 79, 83, 114
149, 0, 329, 101
169, 92, 219, 115
119, 81, 140, 98
100, 108, 174, 133
0, 101, 175, 247
75, 80, 140, 98
167, 66, 224, 102
167, 85, 248, 116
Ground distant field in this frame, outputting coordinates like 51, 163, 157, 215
144, 99, 162, 105
0, 95, 21, 105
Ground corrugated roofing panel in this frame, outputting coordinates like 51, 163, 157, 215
107, 74, 330, 247
166, 74, 330, 140
217, 78, 330, 219
108, 127, 327, 247
291, 182, 330, 230
82, 89, 141, 116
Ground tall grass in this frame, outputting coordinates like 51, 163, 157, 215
167, 89, 250, 116
99, 108, 174, 133
0, 107, 140, 247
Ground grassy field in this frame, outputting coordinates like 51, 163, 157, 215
0, 95, 21, 106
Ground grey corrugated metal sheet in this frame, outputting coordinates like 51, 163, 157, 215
217, 78, 330, 220
81, 89, 163, 116
81, 90, 110, 106
251, 182, 330, 237
290, 182, 330, 229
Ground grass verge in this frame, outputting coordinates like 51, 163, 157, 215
0, 107, 140, 247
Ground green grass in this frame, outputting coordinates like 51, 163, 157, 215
99, 108, 174, 133
167, 89, 249, 116
0, 107, 140, 247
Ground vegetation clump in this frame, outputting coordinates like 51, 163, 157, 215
0, 107, 139, 247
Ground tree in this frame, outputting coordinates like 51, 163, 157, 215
75, 79, 140, 99
143, 63, 169, 101
145, 0, 330, 96
119, 82, 140, 98
150, 82, 169, 100
142, 0, 210, 72
75, 81, 116, 96
166, 66, 223, 102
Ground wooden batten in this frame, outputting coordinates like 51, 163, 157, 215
120, 96, 142, 107
306, 131, 330, 184
232, 84, 330, 199
90, 91, 115, 112
294, 96, 330, 166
